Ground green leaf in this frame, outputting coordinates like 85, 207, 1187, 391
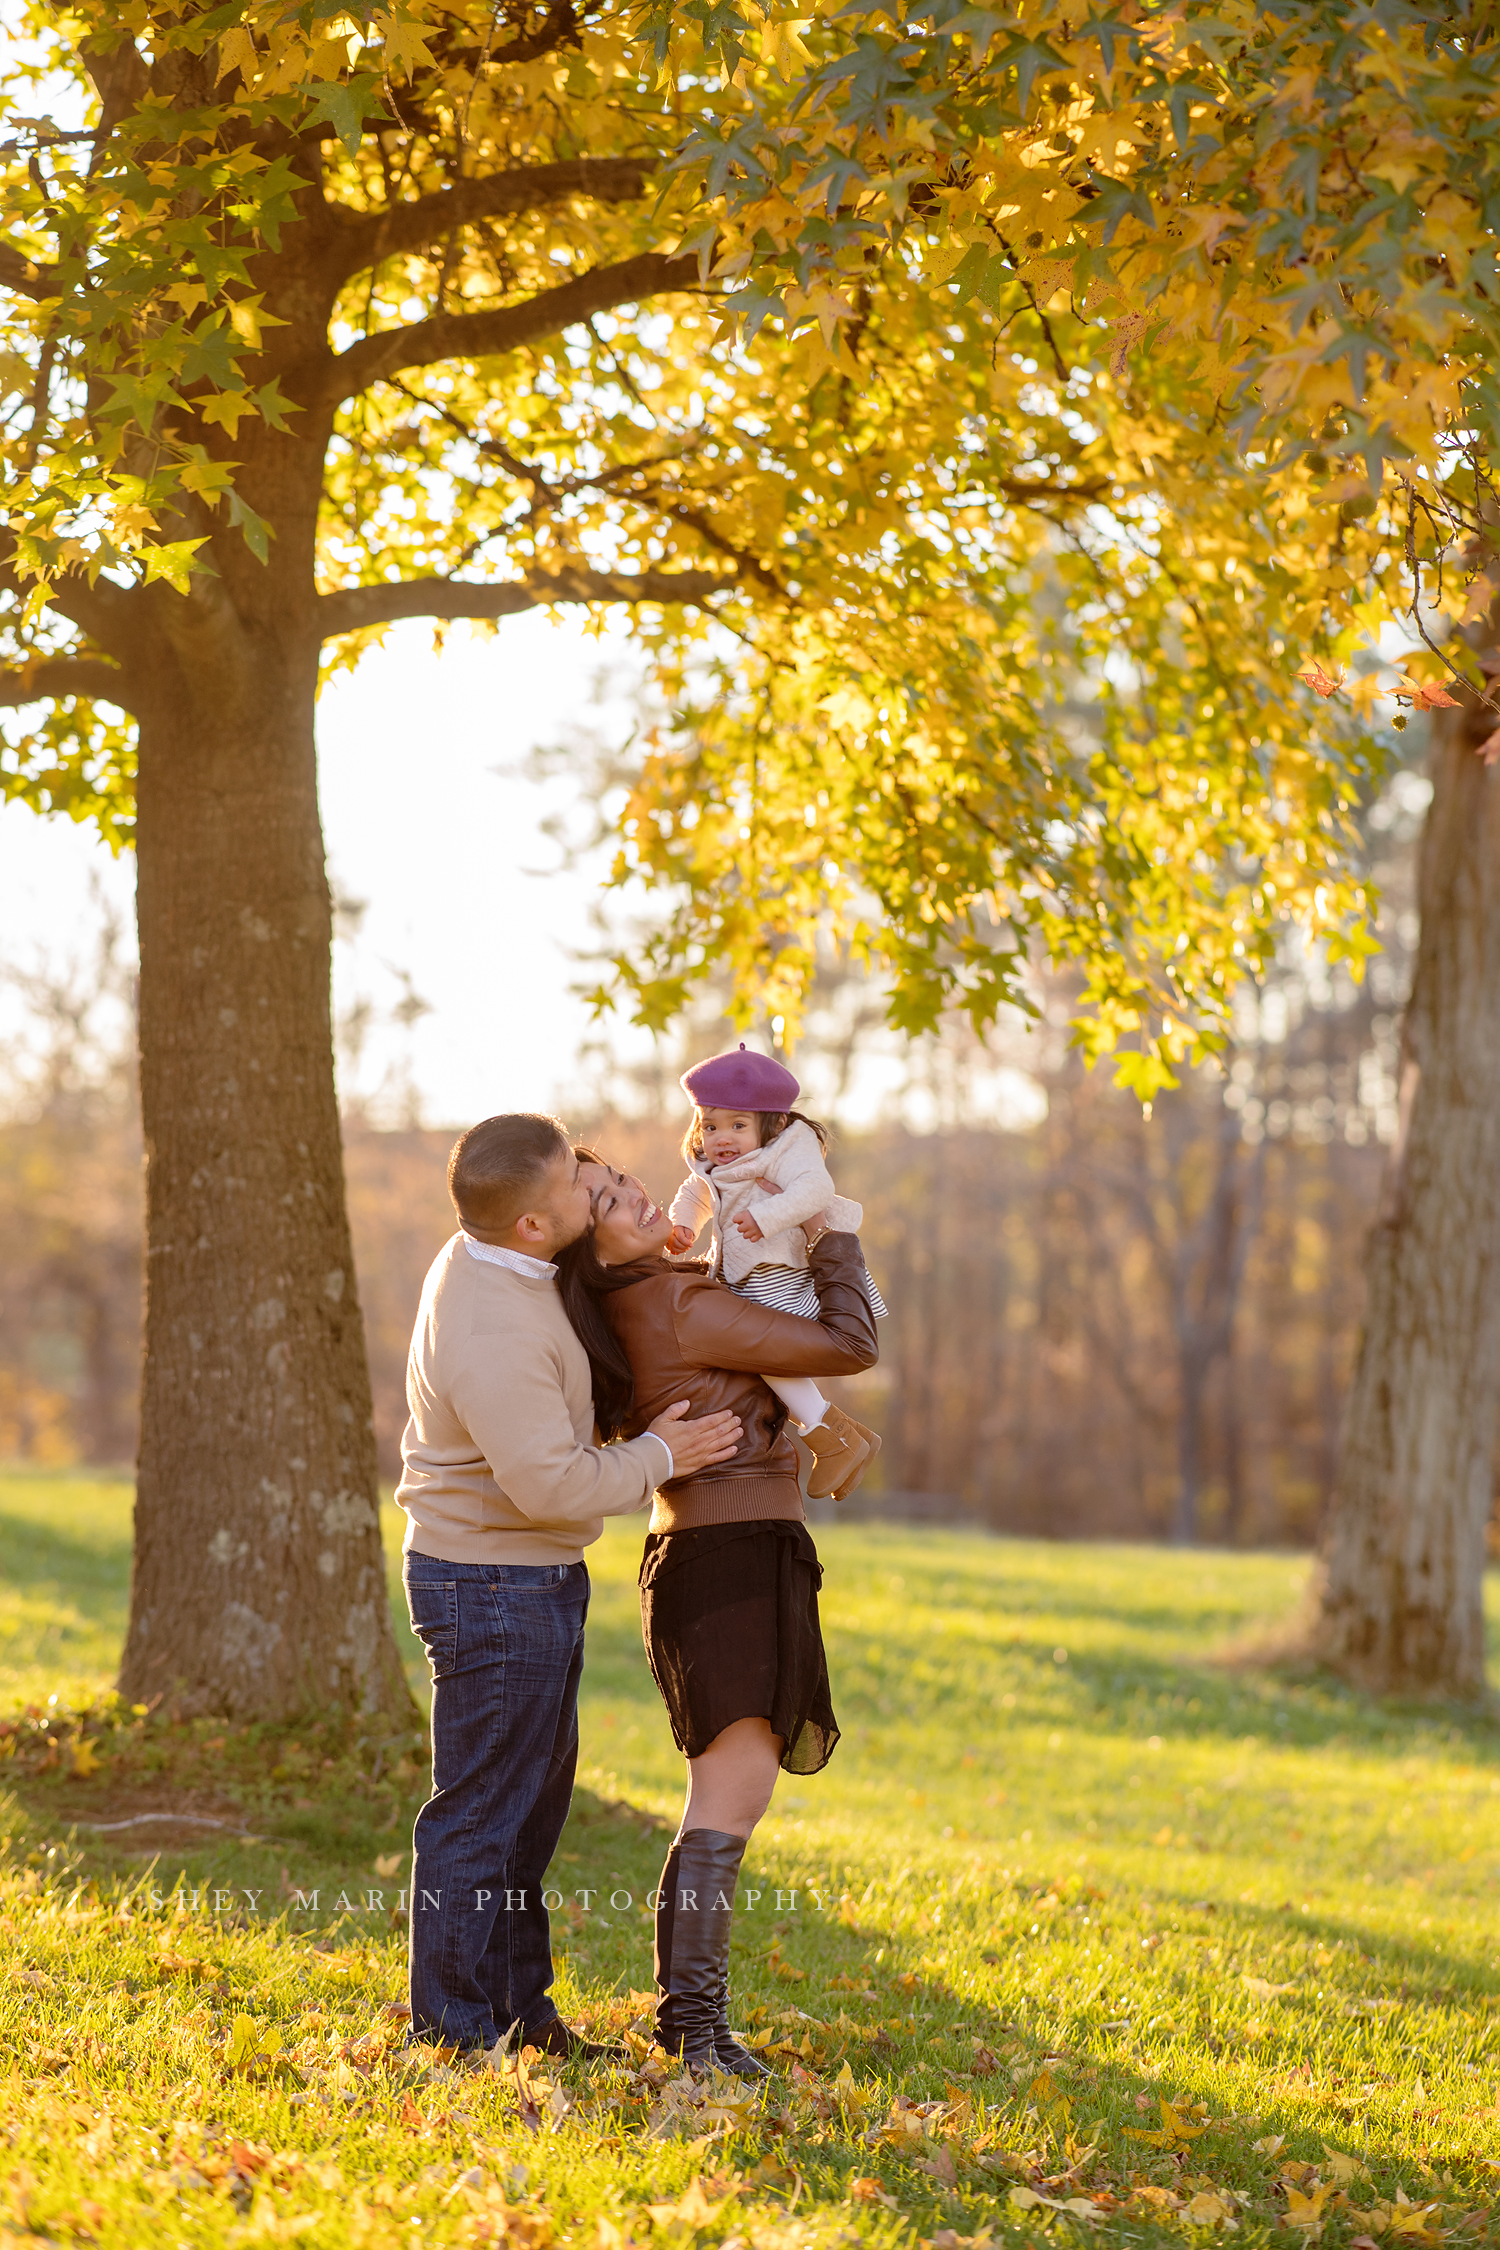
227, 491, 272, 564
301, 73, 386, 153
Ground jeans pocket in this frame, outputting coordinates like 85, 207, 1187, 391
405, 1578, 458, 1679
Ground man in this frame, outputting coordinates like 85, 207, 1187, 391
397, 1112, 741, 2057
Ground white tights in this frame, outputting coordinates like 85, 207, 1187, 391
765, 1374, 827, 1430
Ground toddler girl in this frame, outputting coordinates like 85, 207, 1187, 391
667, 1043, 885, 1502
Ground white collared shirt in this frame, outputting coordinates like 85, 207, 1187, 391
462, 1233, 558, 1280
460, 1230, 674, 1479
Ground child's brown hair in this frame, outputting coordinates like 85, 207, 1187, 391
681, 1106, 830, 1167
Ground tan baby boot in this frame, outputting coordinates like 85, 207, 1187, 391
802, 1403, 882, 1502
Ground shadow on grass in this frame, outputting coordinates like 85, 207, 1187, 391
0, 1504, 133, 1607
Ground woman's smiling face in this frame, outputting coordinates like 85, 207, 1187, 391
587, 1163, 674, 1266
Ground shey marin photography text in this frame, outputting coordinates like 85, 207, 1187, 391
134, 1879, 843, 1919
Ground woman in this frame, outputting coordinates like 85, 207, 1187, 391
556, 1158, 878, 2077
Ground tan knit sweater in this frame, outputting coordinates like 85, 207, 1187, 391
396, 1235, 666, 1566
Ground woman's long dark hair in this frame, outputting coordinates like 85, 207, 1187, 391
554, 1223, 639, 1442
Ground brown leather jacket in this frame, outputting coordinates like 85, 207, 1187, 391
603, 1233, 879, 1531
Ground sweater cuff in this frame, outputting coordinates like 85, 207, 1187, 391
641, 1430, 674, 1485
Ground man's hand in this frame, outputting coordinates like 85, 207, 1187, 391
730, 1212, 765, 1242
666, 1223, 698, 1255
648, 1399, 743, 1475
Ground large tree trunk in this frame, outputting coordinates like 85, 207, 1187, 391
118, 616, 413, 1722
1310, 693, 1500, 1696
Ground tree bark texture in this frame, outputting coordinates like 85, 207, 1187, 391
1312, 694, 1500, 1695
119, 597, 411, 1721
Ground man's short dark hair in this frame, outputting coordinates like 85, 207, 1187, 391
448, 1113, 570, 1233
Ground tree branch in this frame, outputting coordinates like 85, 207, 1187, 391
0, 657, 135, 711
0, 542, 142, 662
650, 495, 785, 597
317, 565, 734, 637
0, 241, 60, 298
322, 250, 701, 404
334, 158, 657, 284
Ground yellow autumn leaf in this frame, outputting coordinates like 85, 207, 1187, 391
1129, 2098, 1207, 2147
379, 12, 438, 80
1185, 2190, 1237, 2226
69, 1737, 101, 1777
1283, 2182, 1332, 2229
111, 505, 157, 545
199, 391, 257, 435
1322, 2146, 1371, 2186
1241, 1975, 1297, 1999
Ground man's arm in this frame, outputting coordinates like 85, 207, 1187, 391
450, 1338, 739, 1525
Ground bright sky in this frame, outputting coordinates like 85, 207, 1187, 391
0, 614, 661, 1125
0, 612, 1053, 1135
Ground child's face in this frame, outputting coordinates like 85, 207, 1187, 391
697, 1107, 762, 1165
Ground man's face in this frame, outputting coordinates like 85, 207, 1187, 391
531, 1148, 593, 1254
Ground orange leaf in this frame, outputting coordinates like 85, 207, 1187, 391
851, 2178, 900, 2209
1300, 662, 1345, 697
1392, 676, 1460, 709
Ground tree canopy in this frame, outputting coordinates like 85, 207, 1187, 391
2, 0, 1496, 1091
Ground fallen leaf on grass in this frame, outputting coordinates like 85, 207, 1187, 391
913, 2145, 958, 2189
1129, 2099, 1208, 2148
596, 2222, 649, 2250
645, 2177, 730, 2230
1321, 2146, 1370, 2186
1242, 1976, 1297, 2000
1185, 2190, 1238, 2228
374, 1852, 405, 1879
1131, 2185, 1182, 2212
851, 2179, 900, 2209
1010, 2186, 1102, 2224
1283, 2182, 1332, 2231
69, 1738, 101, 1778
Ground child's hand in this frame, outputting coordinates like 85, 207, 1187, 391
730, 1212, 765, 1243
666, 1224, 697, 1255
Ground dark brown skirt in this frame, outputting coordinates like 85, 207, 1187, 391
638, 1520, 840, 1775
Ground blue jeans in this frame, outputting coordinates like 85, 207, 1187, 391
403, 1552, 589, 2052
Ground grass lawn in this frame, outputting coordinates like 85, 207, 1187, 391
3, 1467, 1500, 2248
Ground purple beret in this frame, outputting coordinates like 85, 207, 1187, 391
681, 1043, 801, 1111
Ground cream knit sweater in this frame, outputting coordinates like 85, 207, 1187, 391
669, 1119, 863, 1288
396, 1235, 664, 1565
